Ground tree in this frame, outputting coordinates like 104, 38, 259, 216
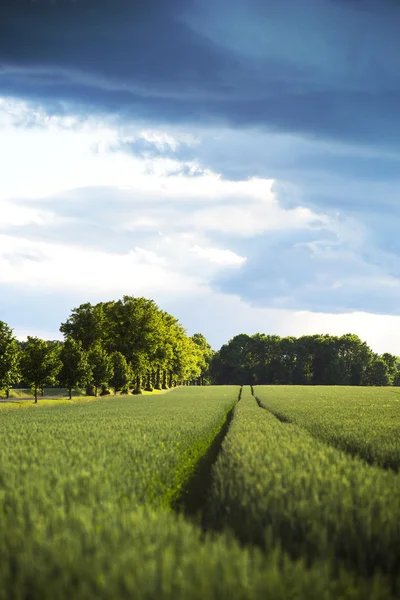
60, 302, 105, 350
363, 357, 390, 387
58, 339, 90, 399
381, 352, 398, 384
109, 352, 131, 394
211, 334, 259, 385
87, 344, 113, 396
102, 296, 165, 390
20, 337, 61, 403
0, 321, 20, 398
191, 333, 214, 385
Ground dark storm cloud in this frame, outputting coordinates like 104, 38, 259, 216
2, 0, 400, 146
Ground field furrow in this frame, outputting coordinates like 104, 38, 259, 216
206, 386, 400, 592
254, 385, 400, 470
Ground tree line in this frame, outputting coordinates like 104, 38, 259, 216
1, 299, 400, 401
0, 296, 213, 402
210, 333, 400, 387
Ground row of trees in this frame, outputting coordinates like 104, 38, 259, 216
0, 296, 214, 402
211, 333, 400, 387
2, 302, 399, 399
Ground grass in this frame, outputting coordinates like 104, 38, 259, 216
0, 387, 169, 409
206, 387, 400, 593
254, 385, 400, 470
0, 387, 86, 399
1, 385, 398, 599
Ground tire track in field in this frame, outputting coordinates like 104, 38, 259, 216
250, 386, 399, 473
251, 385, 292, 423
173, 386, 242, 525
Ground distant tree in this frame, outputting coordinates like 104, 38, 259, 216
191, 333, 214, 385
58, 339, 90, 399
381, 352, 398, 384
20, 337, 61, 403
363, 356, 390, 386
109, 352, 131, 394
87, 344, 113, 396
0, 321, 21, 398
211, 334, 258, 385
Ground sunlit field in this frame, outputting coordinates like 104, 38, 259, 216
0, 386, 399, 599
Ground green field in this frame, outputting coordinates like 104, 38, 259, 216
254, 385, 400, 470
0, 385, 399, 599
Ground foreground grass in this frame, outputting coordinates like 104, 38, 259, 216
1, 507, 393, 600
0, 386, 396, 599
255, 386, 400, 469
206, 387, 400, 593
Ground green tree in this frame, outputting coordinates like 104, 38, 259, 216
363, 356, 390, 386
58, 339, 90, 399
20, 337, 61, 403
87, 344, 113, 396
109, 352, 131, 394
60, 302, 105, 350
191, 333, 214, 385
211, 334, 257, 385
381, 352, 398, 384
0, 322, 21, 398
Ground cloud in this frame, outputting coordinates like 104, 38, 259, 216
190, 245, 246, 267
1, 84, 400, 356
1, 0, 400, 149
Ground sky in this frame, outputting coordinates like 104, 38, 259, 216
1, 0, 400, 353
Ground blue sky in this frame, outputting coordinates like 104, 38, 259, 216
1, 0, 400, 353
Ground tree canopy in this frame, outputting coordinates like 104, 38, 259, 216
210, 333, 399, 387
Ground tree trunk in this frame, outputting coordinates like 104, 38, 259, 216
145, 372, 153, 392
34, 385, 38, 404
154, 368, 162, 390
69, 387, 72, 400
6, 388, 9, 399
133, 375, 142, 395
162, 370, 168, 389
168, 370, 173, 388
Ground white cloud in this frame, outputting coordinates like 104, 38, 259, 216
190, 245, 246, 266
0, 234, 204, 295
0, 200, 56, 227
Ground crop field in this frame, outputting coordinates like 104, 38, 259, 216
208, 387, 400, 593
254, 385, 400, 470
0, 385, 399, 599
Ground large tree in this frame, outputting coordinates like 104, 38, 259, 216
20, 337, 61, 403
58, 339, 90, 399
0, 321, 20, 398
